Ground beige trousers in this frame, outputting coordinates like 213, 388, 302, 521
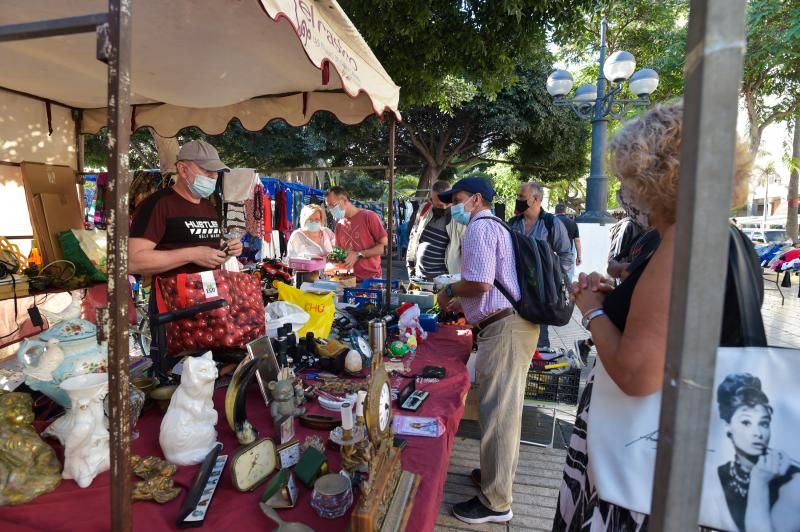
475, 313, 540, 512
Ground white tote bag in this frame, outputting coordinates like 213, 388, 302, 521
588, 346, 800, 531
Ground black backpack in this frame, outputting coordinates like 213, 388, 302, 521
476, 215, 574, 327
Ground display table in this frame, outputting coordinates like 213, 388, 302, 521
0, 326, 473, 532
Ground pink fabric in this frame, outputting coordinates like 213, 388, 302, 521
459, 209, 518, 324
0, 327, 473, 532
334, 209, 388, 281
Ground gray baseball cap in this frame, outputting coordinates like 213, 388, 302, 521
176, 140, 230, 172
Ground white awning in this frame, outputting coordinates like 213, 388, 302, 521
0, 0, 401, 136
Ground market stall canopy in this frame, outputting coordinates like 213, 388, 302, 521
0, 0, 401, 136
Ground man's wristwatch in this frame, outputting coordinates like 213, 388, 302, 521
445, 284, 455, 298
357, 251, 364, 260
581, 308, 606, 330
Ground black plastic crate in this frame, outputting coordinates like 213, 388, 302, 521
525, 360, 580, 405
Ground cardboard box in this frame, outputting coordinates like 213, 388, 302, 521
462, 384, 480, 421
21, 162, 83, 264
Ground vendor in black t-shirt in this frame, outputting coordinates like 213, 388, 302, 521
130, 140, 243, 371
129, 140, 242, 277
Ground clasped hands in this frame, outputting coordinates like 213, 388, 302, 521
572, 272, 615, 315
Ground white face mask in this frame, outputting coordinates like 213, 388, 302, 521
617, 186, 651, 228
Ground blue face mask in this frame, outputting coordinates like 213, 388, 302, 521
330, 203, 345, 221
451, 196, 474, 225
188, 174, 217, 199
306, 222, 321, 232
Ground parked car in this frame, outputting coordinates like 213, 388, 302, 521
743, 228, 788, 244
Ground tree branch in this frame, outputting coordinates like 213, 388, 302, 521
442, 125, 475, 167
401, 121, 436, 167
759, 101, 800, 137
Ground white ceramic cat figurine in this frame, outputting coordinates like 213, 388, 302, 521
159, 352, 219, 466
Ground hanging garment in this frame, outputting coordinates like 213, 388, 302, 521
245, 185, 266, 239
223, 169, 257, 202
292, 190, 305, 229
263, 190, 273, 243
276, 189, 292, 243
223, 201, 247, 237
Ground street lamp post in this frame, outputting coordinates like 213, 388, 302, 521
547, 17, 660, 222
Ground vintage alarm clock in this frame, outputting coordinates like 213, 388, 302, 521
230, 438, 277, 492
277, 441, 302, 469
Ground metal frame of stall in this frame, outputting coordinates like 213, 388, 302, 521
0, 0, 750, 530
0, 2, 398, 530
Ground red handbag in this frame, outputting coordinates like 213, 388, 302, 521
156, 270, 265, 356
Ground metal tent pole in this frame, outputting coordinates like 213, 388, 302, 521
100, 0, 133, 529
649, 1, 747, 530
385, 116, 396, 311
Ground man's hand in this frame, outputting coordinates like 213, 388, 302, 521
192, 246, 228, 269
224, 239, 243, 257
576, 256, 583, 266
344, 251, 359, 269
436, 289, 452, 310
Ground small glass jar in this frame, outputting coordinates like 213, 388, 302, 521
310, 473, 353, 519
104, 385, 146, 440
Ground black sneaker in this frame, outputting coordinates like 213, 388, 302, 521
452, 496, 513, 524
470, 468, 481, 488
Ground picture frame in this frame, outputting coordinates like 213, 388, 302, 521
245, 335, 281, 407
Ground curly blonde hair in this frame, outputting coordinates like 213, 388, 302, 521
609, 101, 752, 225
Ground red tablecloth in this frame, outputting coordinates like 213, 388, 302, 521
0, 326, 473, 532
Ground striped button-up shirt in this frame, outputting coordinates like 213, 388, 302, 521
459, 209, 520, 324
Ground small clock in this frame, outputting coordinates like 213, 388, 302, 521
230, 438, 277, 492
277, 441, 301, 469
365, 352, 393, 443
352, 334, 372, 360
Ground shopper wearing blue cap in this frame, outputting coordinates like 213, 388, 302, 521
437, 177, 540, 524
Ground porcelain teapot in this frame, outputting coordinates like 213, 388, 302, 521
17, 319, 108, 407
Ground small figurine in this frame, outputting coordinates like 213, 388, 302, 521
159, 352, 219, 466
131, 455, 181, 504
269, 379, 306, 422
293, 379, 307, 406
62, 398, 110, 488
23, 339, 64, 381
396, 302, 427, 345
133, 476, 182, 504
0, 392, 62, 505
131, 455, 177, 480
389, 340, 409, 358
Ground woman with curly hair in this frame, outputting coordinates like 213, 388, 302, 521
553, 101, 762, 531
711, 373, 800, 532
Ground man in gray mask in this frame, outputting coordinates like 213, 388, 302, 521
508, 182, 572, 349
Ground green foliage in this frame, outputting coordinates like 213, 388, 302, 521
84, 128, 161, 170
339, 0, 594, 106
208, 120, 327, 171
329, 170, 387, 201
552, 0, 688, 103
742, 0, 800, 152
483, 158, 523, 210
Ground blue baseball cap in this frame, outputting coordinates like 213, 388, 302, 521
437, 177, 496, 203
